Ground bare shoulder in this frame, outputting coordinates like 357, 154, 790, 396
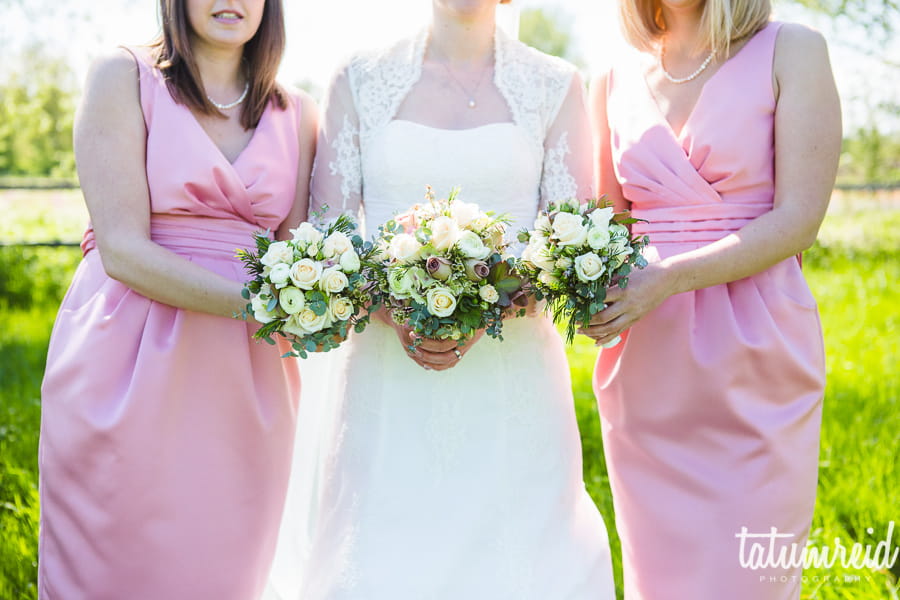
84, 48, 141, 95
774, 23, 830, 74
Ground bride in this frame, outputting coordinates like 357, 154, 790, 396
267, 1, 615, 598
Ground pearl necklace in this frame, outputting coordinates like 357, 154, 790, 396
659, 44, 716, 84
207, 81, 249, 110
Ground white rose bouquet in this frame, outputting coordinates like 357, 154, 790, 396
236, 214, 376, 358
367, 187, 525, 347
516, 197, 649, 345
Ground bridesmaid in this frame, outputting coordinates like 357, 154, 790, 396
584, 0, 840, 598
38, 1, 316, 598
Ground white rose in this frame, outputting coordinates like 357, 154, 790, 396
456, 230, 491, 259
250, 294, 277, 324
479, 284, 500, 304
328, 295, 354, 321
297, 306, 330, 334
278, 286, 306, 315
430, 216, 460, 251
306, 241, 320, 258
290, 222, 324, 246
269, 263, 292, 289
319, 266, 349, 294
611, 223, 630, 239
556, 257, 573, 269
389, 233, 423, 264
450, 200, 480, 228
260, 241, 294, 268
587, 226, 611, 251
339, 250, 361, 273
561, 197, 582, 212
551, 212, 589, 247
388, 267, 416, 298
589, 207, 615, 231
425, 286, 458, 317
574, 252, 605, 282
289, 258, 322, 290
282, 313, 309, 337
322, 232, 353, 259
526, 240, 556, 271
533, 213, 552, 232
538, 271, 560, 287
609, 239, 634, 268
468, 215, 492, 232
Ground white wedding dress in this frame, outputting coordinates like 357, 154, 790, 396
264, 27, 615, 600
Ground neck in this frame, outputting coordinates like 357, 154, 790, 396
429, 3, 496, 66
190, 36, 246, 95
659, 5, 705, 57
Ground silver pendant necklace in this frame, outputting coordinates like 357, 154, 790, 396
435, 52, 492, 109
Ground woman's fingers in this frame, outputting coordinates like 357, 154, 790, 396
579, 314, 630, 344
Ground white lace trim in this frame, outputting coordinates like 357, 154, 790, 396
328, 114, 363, 213
540, 131, 578, 205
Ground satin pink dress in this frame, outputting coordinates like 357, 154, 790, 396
595, 23, 825, 599
38, 47, 302, 600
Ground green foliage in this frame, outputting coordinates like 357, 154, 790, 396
519, 8, 581, 65
0, 195, 898, 599
0, 45, 78, 178
839, 127, 900, 186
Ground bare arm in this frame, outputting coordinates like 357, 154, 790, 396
77, 50, 247, 318
581, 25, 841, 344
588, 70, 629, 213
275, 91, 319, 241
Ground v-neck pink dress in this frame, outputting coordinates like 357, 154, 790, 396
38, 47, 302, 600
595, 23, 826, 599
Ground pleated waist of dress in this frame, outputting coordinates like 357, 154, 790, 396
80, 214, 269, 257
631, 203, 771, 245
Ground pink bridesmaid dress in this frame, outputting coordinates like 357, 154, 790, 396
595, 23, 826, 599
38, 47, 302, 600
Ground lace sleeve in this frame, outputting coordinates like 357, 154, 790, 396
309, 63, 363, 226
540, 72, 594, 208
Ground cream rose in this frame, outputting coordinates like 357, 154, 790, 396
328, 295, 354, 321
479, 284, 500, 304
389, 233, 423, 264
319, 266, 349, 294
290, 222, 324, 246
297, 306, 330, 334
322, 232, 353, 259
457, 230, 491, 259
526, 241, 556, 272
556, 257, 573, 269
589, 207, 615, 231
533, 213, 552, 232
430, 216, 460, 251
339, 250, 361, 273
538, 271, 561, 287
574, 252, 605, 282
289, 258, 322, 290
260, 241, 294, 268
269, 263, 292, 289
278, 286, 306, 315
282, 313, 308, 337
306, 241, 320, 258
425, 286, 458, 318
450, 200, 480, 228
551, 212, 589, 247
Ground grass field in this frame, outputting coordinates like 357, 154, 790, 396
1, 190, 898, 599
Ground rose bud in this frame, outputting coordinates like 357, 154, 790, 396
464, 259, 490, 282
425, 255, 453, 281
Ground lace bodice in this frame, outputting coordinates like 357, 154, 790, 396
310, 27, 593, 233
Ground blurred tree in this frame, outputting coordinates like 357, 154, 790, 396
519, 7, 582, 66
789, 0, 897, 37
0, 45, 77, 177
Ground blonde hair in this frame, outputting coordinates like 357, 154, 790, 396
619, 0, 771, 56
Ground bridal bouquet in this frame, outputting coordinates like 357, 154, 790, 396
516, 197, 649, 345
237, 214, 375, 358
367, 187, 525, 346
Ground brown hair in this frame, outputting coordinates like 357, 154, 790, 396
150, 0, 288, 129
620, 0, 771, 57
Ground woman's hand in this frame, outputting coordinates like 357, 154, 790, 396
376, 308, 485, 371
577, 262, 674, 346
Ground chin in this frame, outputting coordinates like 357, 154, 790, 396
436, 0, 499, 17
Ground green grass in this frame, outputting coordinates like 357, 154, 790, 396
0, 193, 898, 599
